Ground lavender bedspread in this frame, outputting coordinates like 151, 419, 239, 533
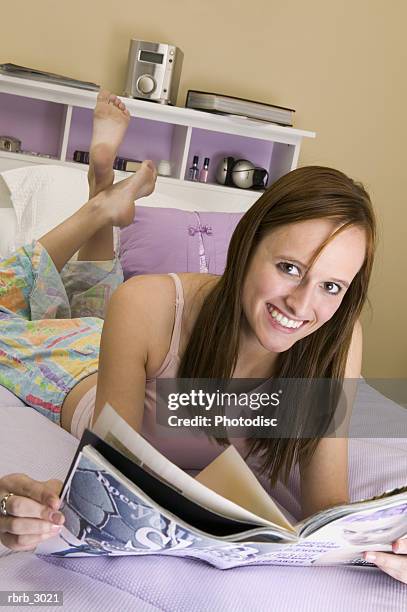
1, 382, 407, 611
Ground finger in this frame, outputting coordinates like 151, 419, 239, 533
43, 479, 64, 510
0, 494, 64, 524
393, 538, 407, 554
1, 474, 63, 509
0, 516, 62, 536
366, 552, 406, 582
375, 560, 405, 583
0, 530, 60, 552
376, 564, 404, 583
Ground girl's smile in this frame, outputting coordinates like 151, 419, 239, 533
266, 303, 307, 333
241, 218, 367, 356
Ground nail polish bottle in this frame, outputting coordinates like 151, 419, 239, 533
199, 157, 210, 183
188, 155, 200, 181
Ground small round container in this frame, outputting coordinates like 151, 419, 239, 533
157, 160, 172, 176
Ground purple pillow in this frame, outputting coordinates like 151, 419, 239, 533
119, 206, 243, 280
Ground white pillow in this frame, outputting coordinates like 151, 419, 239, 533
1, 165, 90, 248
0, 165, 125, 258
0, 176, 17, 256
0, 209, 17, 257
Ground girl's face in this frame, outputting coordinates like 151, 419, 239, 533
241, 218, 367, 354
342, 517, 407, 546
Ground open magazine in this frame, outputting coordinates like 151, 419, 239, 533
36, 405, 407, 569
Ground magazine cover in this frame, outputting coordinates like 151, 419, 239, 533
35, 406, 407, 569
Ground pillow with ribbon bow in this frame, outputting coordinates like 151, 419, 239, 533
119, 206, 243, 279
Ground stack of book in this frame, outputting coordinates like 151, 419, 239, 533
73, 150, 142, 172
185, 90, 295, 127
0, 63, 100, 91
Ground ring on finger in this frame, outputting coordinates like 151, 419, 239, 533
0, 493, 14, 517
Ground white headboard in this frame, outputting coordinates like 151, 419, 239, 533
0, 163, 256, 256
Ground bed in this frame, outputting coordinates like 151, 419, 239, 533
1, 166, 407, 611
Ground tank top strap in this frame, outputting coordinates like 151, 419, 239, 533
167, 273, 185, 356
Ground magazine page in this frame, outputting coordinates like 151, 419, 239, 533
35, 445, 362, 568
35, 447, 300, 569
301, 500, 407, 566
35, 448, 220, 559
298, 487, 407, 537
92, 403, 284, 529
195, 445, 294, 531
62, 430, 293, 540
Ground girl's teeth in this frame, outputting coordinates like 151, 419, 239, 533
267, 305, 303, 329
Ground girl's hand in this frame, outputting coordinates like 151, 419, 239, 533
0, 473, 65, 551
364, 539, 407, 582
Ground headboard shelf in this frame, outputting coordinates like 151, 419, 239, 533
0, 73, 316, 212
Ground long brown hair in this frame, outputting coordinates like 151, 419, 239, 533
178, 166, 376, 485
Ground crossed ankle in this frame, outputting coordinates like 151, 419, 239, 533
88, 166, 114, 196
87, 192, 115, 228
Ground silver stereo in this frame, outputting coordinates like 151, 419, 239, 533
123, 39, 183, 105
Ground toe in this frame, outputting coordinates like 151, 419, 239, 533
113, 97, 125, 111
108, 93, 121, 106
144, 160, 156, 172
97, 89, 110, 102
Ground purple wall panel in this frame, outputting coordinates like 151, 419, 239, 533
185, 128, 273, 184
0, 93, 65, 157
67, 107, 175, 164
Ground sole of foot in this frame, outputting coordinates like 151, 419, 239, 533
89, 89, 131, 194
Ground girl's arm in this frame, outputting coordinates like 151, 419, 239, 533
93, 274, 176, 431
299, 320, 363, 518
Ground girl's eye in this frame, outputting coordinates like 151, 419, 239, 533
277, 264, 343, 295
278, 262, 301, 277
324, 282, 342, 295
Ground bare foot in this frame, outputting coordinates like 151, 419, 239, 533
96, 160, 157, 227
88, 89, 131, 196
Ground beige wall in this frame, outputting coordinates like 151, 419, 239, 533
1, 0, 406, 377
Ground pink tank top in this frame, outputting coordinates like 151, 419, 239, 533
141, 273, 248, 471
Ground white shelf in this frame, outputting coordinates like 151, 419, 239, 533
0, 150, 62, 165
0, 74, 315, 145
0, 150, 260, 200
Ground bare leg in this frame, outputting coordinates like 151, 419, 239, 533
78, 89, 132, 262
61, 371, 98, 433
39, 161, 156, 272
59, 164, 157, 432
